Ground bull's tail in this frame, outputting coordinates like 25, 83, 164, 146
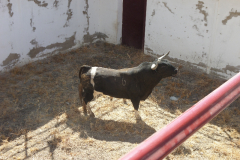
78, 83, 83, 104
78, 65, 91, 104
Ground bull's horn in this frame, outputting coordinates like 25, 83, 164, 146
151, 51, 170, 70
158, 51, 170, 61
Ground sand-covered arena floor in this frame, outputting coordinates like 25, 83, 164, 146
0, 42, 240, 160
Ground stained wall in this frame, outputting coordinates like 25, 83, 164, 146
144, 0, 240, 79
0, 0, 122, 71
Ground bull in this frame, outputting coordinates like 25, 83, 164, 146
78, 51, 177, 119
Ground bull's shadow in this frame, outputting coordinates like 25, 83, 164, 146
65, 111, 156, 143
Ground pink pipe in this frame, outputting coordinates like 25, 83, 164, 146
120, 72, 240, 160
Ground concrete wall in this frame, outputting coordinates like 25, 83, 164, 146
144, 0, 240, 79
0, 0, 122, 71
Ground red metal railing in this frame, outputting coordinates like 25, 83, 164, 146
120, 72, 240, 160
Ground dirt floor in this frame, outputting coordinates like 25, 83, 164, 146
0, 42, 240, 160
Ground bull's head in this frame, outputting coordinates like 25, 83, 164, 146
151, 51, 178, 77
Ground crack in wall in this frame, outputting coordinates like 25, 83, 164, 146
162, 2, 174, 14
2, 53, 20, 66
192, 25, 204, 37
222, 10, 240, 25
196, 1, 208, 26
30, 18, 36, 32
83, 0, 89, 33
28, 32, 76, 58
28, 0, 48, 7
30, 18, 33, 27
7, 0, 13, 17
63, 0, 73, 27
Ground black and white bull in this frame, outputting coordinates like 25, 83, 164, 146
78, 52, 177, 119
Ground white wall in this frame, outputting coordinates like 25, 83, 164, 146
0, 0, 122, 71
144, 0, 240, 79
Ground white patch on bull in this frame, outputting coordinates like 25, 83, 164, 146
90, 67, 98, 88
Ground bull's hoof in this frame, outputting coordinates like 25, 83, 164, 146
136, 116, 142, 120
90, 113, 95, 118
136, 116, 142, 121
134, 110, 142, 120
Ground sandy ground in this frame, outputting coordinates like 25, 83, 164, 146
0, 42, 240, 160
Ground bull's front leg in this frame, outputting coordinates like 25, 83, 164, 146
131, 98, 141, 120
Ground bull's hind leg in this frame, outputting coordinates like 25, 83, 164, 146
83, 89, 95, 117
131, 98, 141, 120
82, 101, 88, 116
78, 83, 87, 115
87, 105, 95, 117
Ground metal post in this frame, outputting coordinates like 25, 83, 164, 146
120, 72, 240, 160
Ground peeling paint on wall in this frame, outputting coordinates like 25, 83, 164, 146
83, 32, 108, 44
66, 9, 73, 22
53, 0, 59, 8
222, 10, 240, 25
0, 0, 123, 72
28, 32, 76, 58
145, 47, 154, 54
162, 2, 174, 14
167, 56, 208, 71
28, 0, 48, 7
223, 65, 240, 73
196, 1, 208, 26
67, 0, 72, 8
151, 9, 155, 16
2, 53, 20, 66
30, 18, 36, 32
63, 0, 73, 27
211, 65, 240, 75
7, 0, 13, 17
145, 0, 240, 79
